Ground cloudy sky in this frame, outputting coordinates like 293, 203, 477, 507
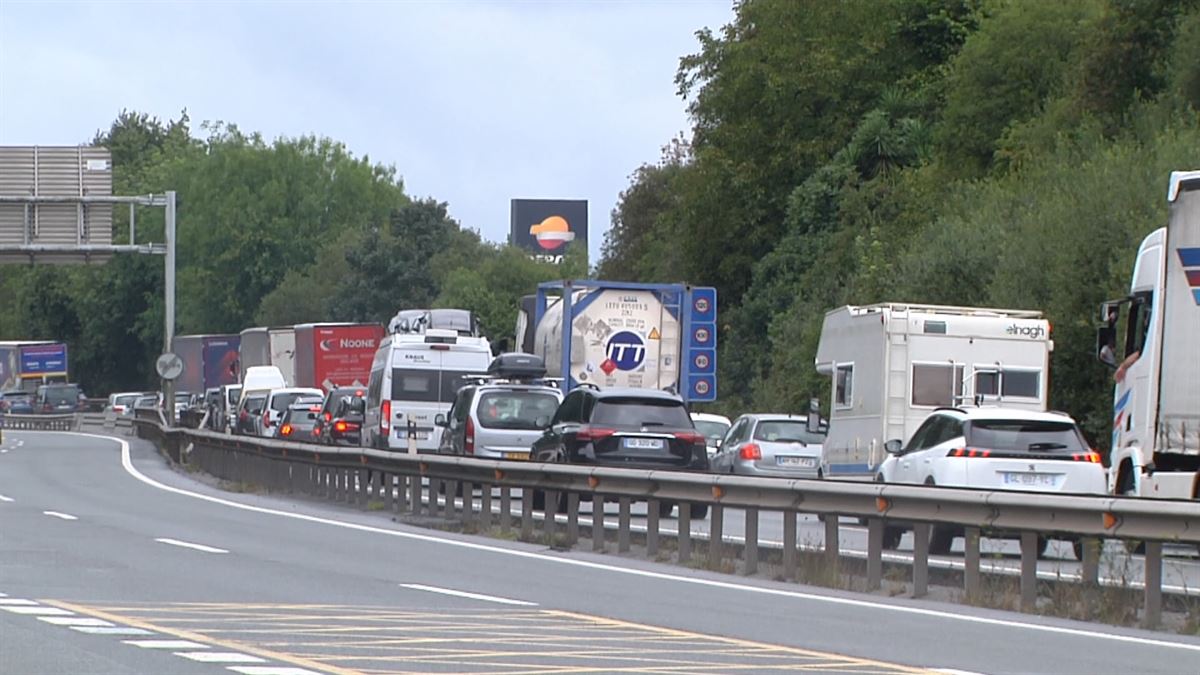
0, 1, 733, 262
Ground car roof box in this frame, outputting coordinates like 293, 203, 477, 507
488, 352, 547, 380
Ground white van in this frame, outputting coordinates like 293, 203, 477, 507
364, 329, 492, 451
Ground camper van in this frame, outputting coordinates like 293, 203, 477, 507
814, 303, 1053, 475
363, 329, 492, 452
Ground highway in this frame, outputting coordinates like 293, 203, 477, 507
2, 429, 1198, 675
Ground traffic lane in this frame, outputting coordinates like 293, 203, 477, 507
7, 430, 1200, 675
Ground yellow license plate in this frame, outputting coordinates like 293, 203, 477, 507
506, 452, 530, 461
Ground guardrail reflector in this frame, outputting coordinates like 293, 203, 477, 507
494, 469, 505, 481
419, 462, 428, 474
712, 486, 724, 500
588, 476, 600, 489
876, 497, 891, 513
1103, 512, 1119, 530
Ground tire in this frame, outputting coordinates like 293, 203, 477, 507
688, 503, 709, 520
657, 500, 675, 518
1117, 465, 1146, 554
882, 525, 904, 550
930, 526, 955, 555
1073, 539, 1085, 562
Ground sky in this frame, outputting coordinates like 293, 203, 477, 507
0, 0, 734, 264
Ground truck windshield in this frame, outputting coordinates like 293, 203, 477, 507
476, 391, 560, 430
592, 398, 691, 429
965, 420, 1087, 454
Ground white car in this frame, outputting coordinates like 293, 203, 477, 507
877, 407, 1106, 558
690, 412, 732, 457
260, 387, 325, 437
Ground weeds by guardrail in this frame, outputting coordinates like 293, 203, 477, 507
130, 415, 1199, 630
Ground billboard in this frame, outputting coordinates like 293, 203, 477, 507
510, 199, 588, 261
20, 343, 68, 377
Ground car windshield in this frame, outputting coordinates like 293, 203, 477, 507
753, 420, 824, 444
244, 395, 266, 414
965, 419, 1087, 453
476, 391, 560, 430
271, 392, 316, 413
693, 420, 730, 443
114, 394, 139, 407
592, 398, 691, 428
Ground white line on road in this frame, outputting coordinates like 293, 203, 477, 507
2, 606, 74, 615
155, 537, 228, 554
934, 669, 990, 675
43, 511, 78, 520
71, 626, 154, 635
38, 616, 114, 627
400, 583, 538, 606
124, 639, 210, 649
0, 494, 13, 502
228, 667, 325, 675
174, 651, 265, 664
0, 599, 38, 605
63, 430, 1200, 655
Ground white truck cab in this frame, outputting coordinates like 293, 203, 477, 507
1098, 170, 1200, 499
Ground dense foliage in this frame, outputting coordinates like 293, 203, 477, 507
598, 0, 1200, 446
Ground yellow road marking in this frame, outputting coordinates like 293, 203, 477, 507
40, 600, 357, 675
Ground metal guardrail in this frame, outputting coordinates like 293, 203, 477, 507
131, 417, 1197, 628
0, 413, 78, 431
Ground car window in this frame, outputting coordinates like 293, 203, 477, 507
926, 417, 964, 447
271, 392, 314, 412
752, 420, 823, 444
903, 416, 942, 453
965, 419, 1086, 454
451, 387, 474, 424
244, 395, 266, 414
693, 420, 730, 443
553, 391, 584, 425
590, 398, 691, 428
725, 418, 749, 446
475, 391, 560, 430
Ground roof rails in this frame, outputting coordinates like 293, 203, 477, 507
846, 302, 1043, 319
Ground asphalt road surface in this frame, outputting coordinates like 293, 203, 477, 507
1, 429, 1198, 675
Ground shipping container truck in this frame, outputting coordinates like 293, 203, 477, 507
815, 303, 1053, 475
169, 334, 241, 394
294, 323, 385, 392
1097, 170, 1200, 499
239, 327, 296, 386
515, 280, 718, 403
0, 341, 69, 391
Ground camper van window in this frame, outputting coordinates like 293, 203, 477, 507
835, 364, 853, 408
975, 368, 1040, 399
911, 363, 963, 407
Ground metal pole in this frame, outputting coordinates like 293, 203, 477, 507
165, 191, 176, 351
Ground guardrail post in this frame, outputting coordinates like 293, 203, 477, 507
743, 507, 758, 576
708, 504, 724, 570
1081, 537, 1100, 586
480, 483, 492, 528
618, 497, 631, 553
544, 490, 558, 539
964, 527, 981, 598
565, 492, 579, 546
442, 480, 456, 518
428, 478, 441, 514
499, 487, 512, 532
383, 472, 394, 511
395, 474, 408, 513
912, 523, 930, 598
411, 475, 423, 514
678, 503, 692, 564
783, 511, 797, 580
866, 517, 883, 591
1020, 531, 1038, 611
521, 489, 534, 541
287, 460, 297, 494
592, 496, 605, 552
824, 516, 839, 578
331, 467, 341, 501
360, 468, 373, 509
646, 499, 660, 557
1144, 541, 1163, 629
459, 482, 473, 524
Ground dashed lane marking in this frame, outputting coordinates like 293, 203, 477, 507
43, 510, 78, 520
155, 537, 229, 554
70, 626, 154, 635
228, 668, 325, 675
37, 616, 114, 627
399, 584, 539, 606
2, 606, 74, 615
0, 493, 13, 502
0, 598, 39, 605
174, 651, 266, 663
124, 639, 211, 649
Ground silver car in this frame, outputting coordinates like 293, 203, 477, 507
437, 382, 563, 460
712, 414, 826, 478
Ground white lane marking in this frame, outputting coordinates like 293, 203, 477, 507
43, 511, 78, 521
124, 639, 210, 649
934, 669, 990, 675
155, 537, 228, 554
71, 626, 154, 635
0, 592, 7, 596
0, 494, 13, 502
399, 583, 538, 606
175, 651, 265, 663
226, 662, 324, 667
0, 598, 38, 605
58, 430, 1200, 655
2, 606, 74, 615
38, 617, 114, 627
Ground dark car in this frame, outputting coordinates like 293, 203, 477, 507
235, 393, 268, 435
0, 390, 34, 414
34, 383, 84, 414
314, 387, 367, 446
275, 400, 323, 441
531, 387, 710, 518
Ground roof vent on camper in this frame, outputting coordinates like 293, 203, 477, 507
487, 353, 547, 381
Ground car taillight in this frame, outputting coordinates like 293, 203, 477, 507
334, 420, 348, 433
673, 431, 705, 445
948, 447, 992, 458
324, 412, 332, 422
740, 443, 762, 460
1072, 451, 1102, 463
576, 426, 616, 442
381, 400, 391, 433
280, 424, 293, 437
465, 416, 475, 455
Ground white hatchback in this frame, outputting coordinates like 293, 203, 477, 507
877, 407, 1106, 557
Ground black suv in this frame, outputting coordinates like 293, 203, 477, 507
531, 387, 710, 518
314, 387, 367, 446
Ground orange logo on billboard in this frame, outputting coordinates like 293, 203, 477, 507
529, 215, 576, 251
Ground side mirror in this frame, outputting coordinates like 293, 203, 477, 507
884, 439, 903, 454
534, 416, 550, 429
434, 413, 447, 427
714, 438, 723, 449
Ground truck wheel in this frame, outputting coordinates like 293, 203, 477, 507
882, 525, 904, 550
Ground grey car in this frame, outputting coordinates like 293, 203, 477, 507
437, 382, 563, 460
712, 414, 826, 478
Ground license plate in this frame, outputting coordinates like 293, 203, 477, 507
399, 430, 429, 440
506, 452, 530, 461
776, 456, 817, 468
1002, 472, 1059, 487
623, 437, 664, 450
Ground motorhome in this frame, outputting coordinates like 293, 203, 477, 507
363, 329, 492, 452
1098, 170, 1200, 499
814, 303, 1053, 475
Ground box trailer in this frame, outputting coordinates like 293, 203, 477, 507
0, 341, 64, 391
239, 327, 296, 387
815, 303, 1052, 475
294, 323, 385, 392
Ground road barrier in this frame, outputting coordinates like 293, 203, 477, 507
130, 415, 1198, 628
0, 413, 78, 431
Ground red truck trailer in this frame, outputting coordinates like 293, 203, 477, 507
294, 323, 384, 392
